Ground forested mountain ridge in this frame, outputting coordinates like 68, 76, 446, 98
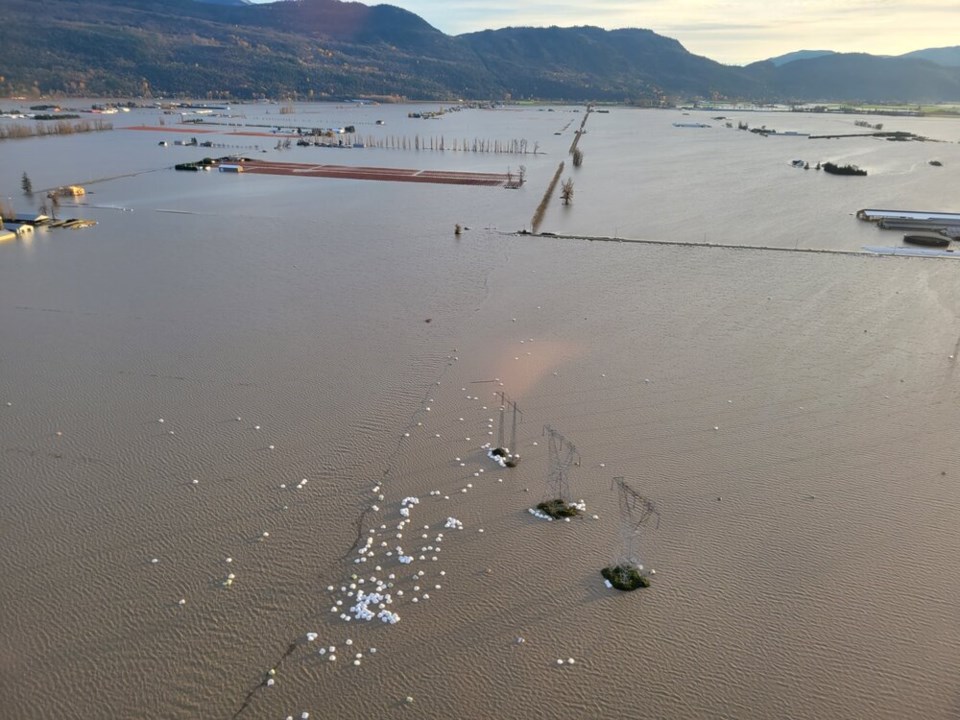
3, 0, 960, 103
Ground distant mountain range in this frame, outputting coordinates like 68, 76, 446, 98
764, 51, 837, 67
766, 47, 960, 68
900, 47, 960, 68
3, 0, 960, 103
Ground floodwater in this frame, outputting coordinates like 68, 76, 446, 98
2, 103, 960, 719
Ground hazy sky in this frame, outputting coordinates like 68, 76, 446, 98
248, 0, 959, 65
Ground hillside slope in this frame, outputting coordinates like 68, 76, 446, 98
3, 0, 960, 102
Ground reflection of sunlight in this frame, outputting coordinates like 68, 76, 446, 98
1, 231, 31, 253
489, 340, 581, 400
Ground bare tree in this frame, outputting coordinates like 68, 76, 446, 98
560, 178, 574, 205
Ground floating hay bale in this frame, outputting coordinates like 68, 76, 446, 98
536, 498, 581, 519
601, 563, 650, 591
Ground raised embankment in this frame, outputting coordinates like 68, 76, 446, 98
530, 161, 565, 234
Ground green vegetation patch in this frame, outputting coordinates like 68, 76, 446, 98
536, 498, 581, 519
601, 563, 650, 591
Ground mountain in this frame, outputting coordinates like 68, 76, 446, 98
744, 53, 960, 103
0, 0, 755, 101
2, 0, 497, 99
458, 26, 761, 101
2, 0, 960, 103
900, 46, 960, 67
764, 50, 836, 66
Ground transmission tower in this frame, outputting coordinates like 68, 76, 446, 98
493, 392, 523, 466
543, 425, 580, 500
510, 399, 521, 453
612, 477, 660, 566
497, 393, 506, 449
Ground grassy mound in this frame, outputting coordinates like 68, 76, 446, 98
601, 564, 650, 591
536, 498, 581, 519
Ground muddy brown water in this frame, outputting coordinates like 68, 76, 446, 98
3, 103, 960, 719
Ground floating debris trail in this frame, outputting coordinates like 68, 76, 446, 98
229, 350, 463, 718
231, 641, 298, 720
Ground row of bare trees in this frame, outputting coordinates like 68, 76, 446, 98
558, 106, 589, 206
505, 165, 526, 188
356, 135, 539, 154
0, 119, 112, 140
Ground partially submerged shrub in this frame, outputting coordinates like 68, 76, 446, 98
601, 563, 650, 591
536, 498, 581, 519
